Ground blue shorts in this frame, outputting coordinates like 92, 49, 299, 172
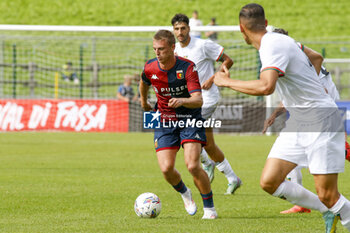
154, 125, 206, 152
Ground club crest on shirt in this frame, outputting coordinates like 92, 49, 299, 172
176, 70, 184, 79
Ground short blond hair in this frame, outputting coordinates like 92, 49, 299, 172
153, 30, 176, 46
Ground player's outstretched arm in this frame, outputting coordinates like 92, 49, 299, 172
139, 79, 152, 111
202, 53, 233, 90
214, 66, 278, 96
168, 92, 203, 109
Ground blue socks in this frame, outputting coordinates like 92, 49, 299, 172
201, 191, 214, 208
172, 180, 188, 194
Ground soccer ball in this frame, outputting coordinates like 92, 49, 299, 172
134, 192, 161, 218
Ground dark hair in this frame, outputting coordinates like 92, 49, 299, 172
153, 30, 176, 46
239, 3, 266, 31
171, 13, 189, 26
273, 28, 289, 36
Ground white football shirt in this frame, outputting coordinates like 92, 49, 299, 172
259, 32, 337, 122
175, 37, 224, 106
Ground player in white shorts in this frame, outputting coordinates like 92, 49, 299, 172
214, 4, 350, 232
171, 13, 242, 194
263, 28, 350, 215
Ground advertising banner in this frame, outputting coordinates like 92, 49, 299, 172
0, 99, 129, 132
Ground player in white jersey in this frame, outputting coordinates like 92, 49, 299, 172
263, 28, 350, 215
171, 13, 242, 194
214, 4, 350, 232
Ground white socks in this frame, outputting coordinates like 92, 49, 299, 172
272, 180, 328, 213
286, 166, 303, 185
200, 149, 238, 184
200, 148, 213, 166
329, 195, 350, 230
273, 179, 350, 230
216, 158, 238, 184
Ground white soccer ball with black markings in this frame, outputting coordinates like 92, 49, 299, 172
134, 192, 161, 218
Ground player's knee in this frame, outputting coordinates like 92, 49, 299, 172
260, 177, 278, 194
317, 190, 339, 208
318, 194, 334, 208
159, 164, 175, 177
186, 162, 200, 175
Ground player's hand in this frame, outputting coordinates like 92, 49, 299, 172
168, 98, 184, 108
214, 65, 231, 87
141, 101, 152, 111
262, 116, 276, 134
201, 76, 214, 90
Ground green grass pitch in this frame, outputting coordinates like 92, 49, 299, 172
0, 132, 349, 232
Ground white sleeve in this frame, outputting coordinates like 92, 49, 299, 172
203, 39, 224, 62
260, 40, 289, 77
296, 42, 304, 51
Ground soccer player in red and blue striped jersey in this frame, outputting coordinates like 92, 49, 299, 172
139, 30, 217, 219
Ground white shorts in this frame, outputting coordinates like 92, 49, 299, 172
201, 102, 218, 120
201, 92, 220, 120
268, 111, 345, 174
